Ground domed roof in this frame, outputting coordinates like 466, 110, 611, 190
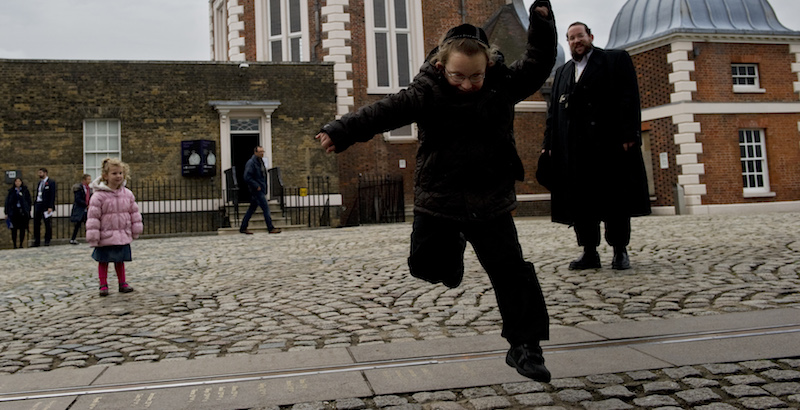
607, 0, 798, 49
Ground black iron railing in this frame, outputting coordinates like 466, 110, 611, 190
357, 174, 405, 224
224, 167, 240, 226
223, 168, 331, 229
36, 178, 223, 242
282, 176, 331, 228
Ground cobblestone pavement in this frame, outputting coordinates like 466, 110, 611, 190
0, 212, 799, 408
265, 358, 800, 410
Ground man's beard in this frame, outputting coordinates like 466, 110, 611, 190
571, 43, 593, 61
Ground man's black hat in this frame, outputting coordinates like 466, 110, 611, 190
443, 24, 489, 47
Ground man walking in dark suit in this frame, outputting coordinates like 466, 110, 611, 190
239, 146, 281, 235
543, 22, 651, 270
32, 167, 57, 247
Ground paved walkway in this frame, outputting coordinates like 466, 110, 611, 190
0, 212, 799, 409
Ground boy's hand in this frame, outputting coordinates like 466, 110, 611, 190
532, 0, 550, 18
315, 132, 337, 153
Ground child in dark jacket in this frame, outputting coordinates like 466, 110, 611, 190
316, 0, 557, 382
69, 174, 93, 245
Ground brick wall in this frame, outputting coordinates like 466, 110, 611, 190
693, 43, 797, 102
514, 111, 548, 196
646, 118, 680, 207
0, 59, 337, 204
421, 0, 507, 53
698, 114, 800, 205
242, 0, 258, 61
633, 45, 672, 109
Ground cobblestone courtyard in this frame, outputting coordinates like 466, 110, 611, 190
1, 212, 799, 375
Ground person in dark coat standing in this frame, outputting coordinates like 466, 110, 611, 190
239, 146, 281, 235
5, 178, 32, 248
32, 168, 57, 247
317, 1, 557, 382
69, 174, 93, 244
543, 22, 651, 270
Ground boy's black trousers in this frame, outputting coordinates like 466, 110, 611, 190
409, 212, 549, 344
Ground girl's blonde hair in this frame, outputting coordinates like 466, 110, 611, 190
100, 158, 130, 182
430, 37, 500, 67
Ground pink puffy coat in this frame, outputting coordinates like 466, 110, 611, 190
86, 178, 143, 247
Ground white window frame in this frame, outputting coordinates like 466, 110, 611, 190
731, 64, 765, 93
83, 119, 122, 181
255, 0, 310, 62
365, 0, 424, 94
383, 123, 418, 143
211, 0, 228, 61
739, 129, 772, 197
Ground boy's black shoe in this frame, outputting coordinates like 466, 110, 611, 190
506, 343, 551, 382
119, 283, 134, 293
568, 251, 601, 270
99, 285, 109, 297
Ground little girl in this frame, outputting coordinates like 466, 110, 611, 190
86, 158, 143, 296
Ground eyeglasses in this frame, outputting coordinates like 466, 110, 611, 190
445, 69, 486, 84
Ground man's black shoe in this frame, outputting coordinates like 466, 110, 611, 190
506, 343, 551, 382
612, 248, 631, 270
568, 251, 601, 270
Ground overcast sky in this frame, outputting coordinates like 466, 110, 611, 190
0, 0, 798, 61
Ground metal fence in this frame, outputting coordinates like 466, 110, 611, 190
223, 168, 332, 229
281, 176, 332, 228
39, 178, 223, 241
357, 174, 405, 224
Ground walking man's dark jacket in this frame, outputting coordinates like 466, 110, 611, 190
244, 155, 268, 196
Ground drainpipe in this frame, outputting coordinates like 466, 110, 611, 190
460, 0, 467, 23
313, 0, 322, 61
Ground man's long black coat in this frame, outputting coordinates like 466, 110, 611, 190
543, 47, 651, 225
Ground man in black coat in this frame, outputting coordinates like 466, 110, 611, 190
32, 167, 57, 247
543, 22, 650, 270
239, 146, 281, 235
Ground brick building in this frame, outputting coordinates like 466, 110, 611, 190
209, 0, 566, 223
0, 59, 337, 247
209, 0, 800, 219
608, 0, 800, 215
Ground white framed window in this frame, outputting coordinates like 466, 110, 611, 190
383, 123, 418, 144
365, 0, 424, 93
739, 129, 771, 196
731, 64, 765, 93
211, 0, 228, 61
84, 119, 121, 180
257, 0, 309, 62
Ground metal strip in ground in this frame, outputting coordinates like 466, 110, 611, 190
1, 324, 798, 403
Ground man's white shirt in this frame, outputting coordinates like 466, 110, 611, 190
574, 49, 593, 83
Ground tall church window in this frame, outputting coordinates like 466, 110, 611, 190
211, 0, 228, 61
365, 0, 423, 93
261, 0, 308, 62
